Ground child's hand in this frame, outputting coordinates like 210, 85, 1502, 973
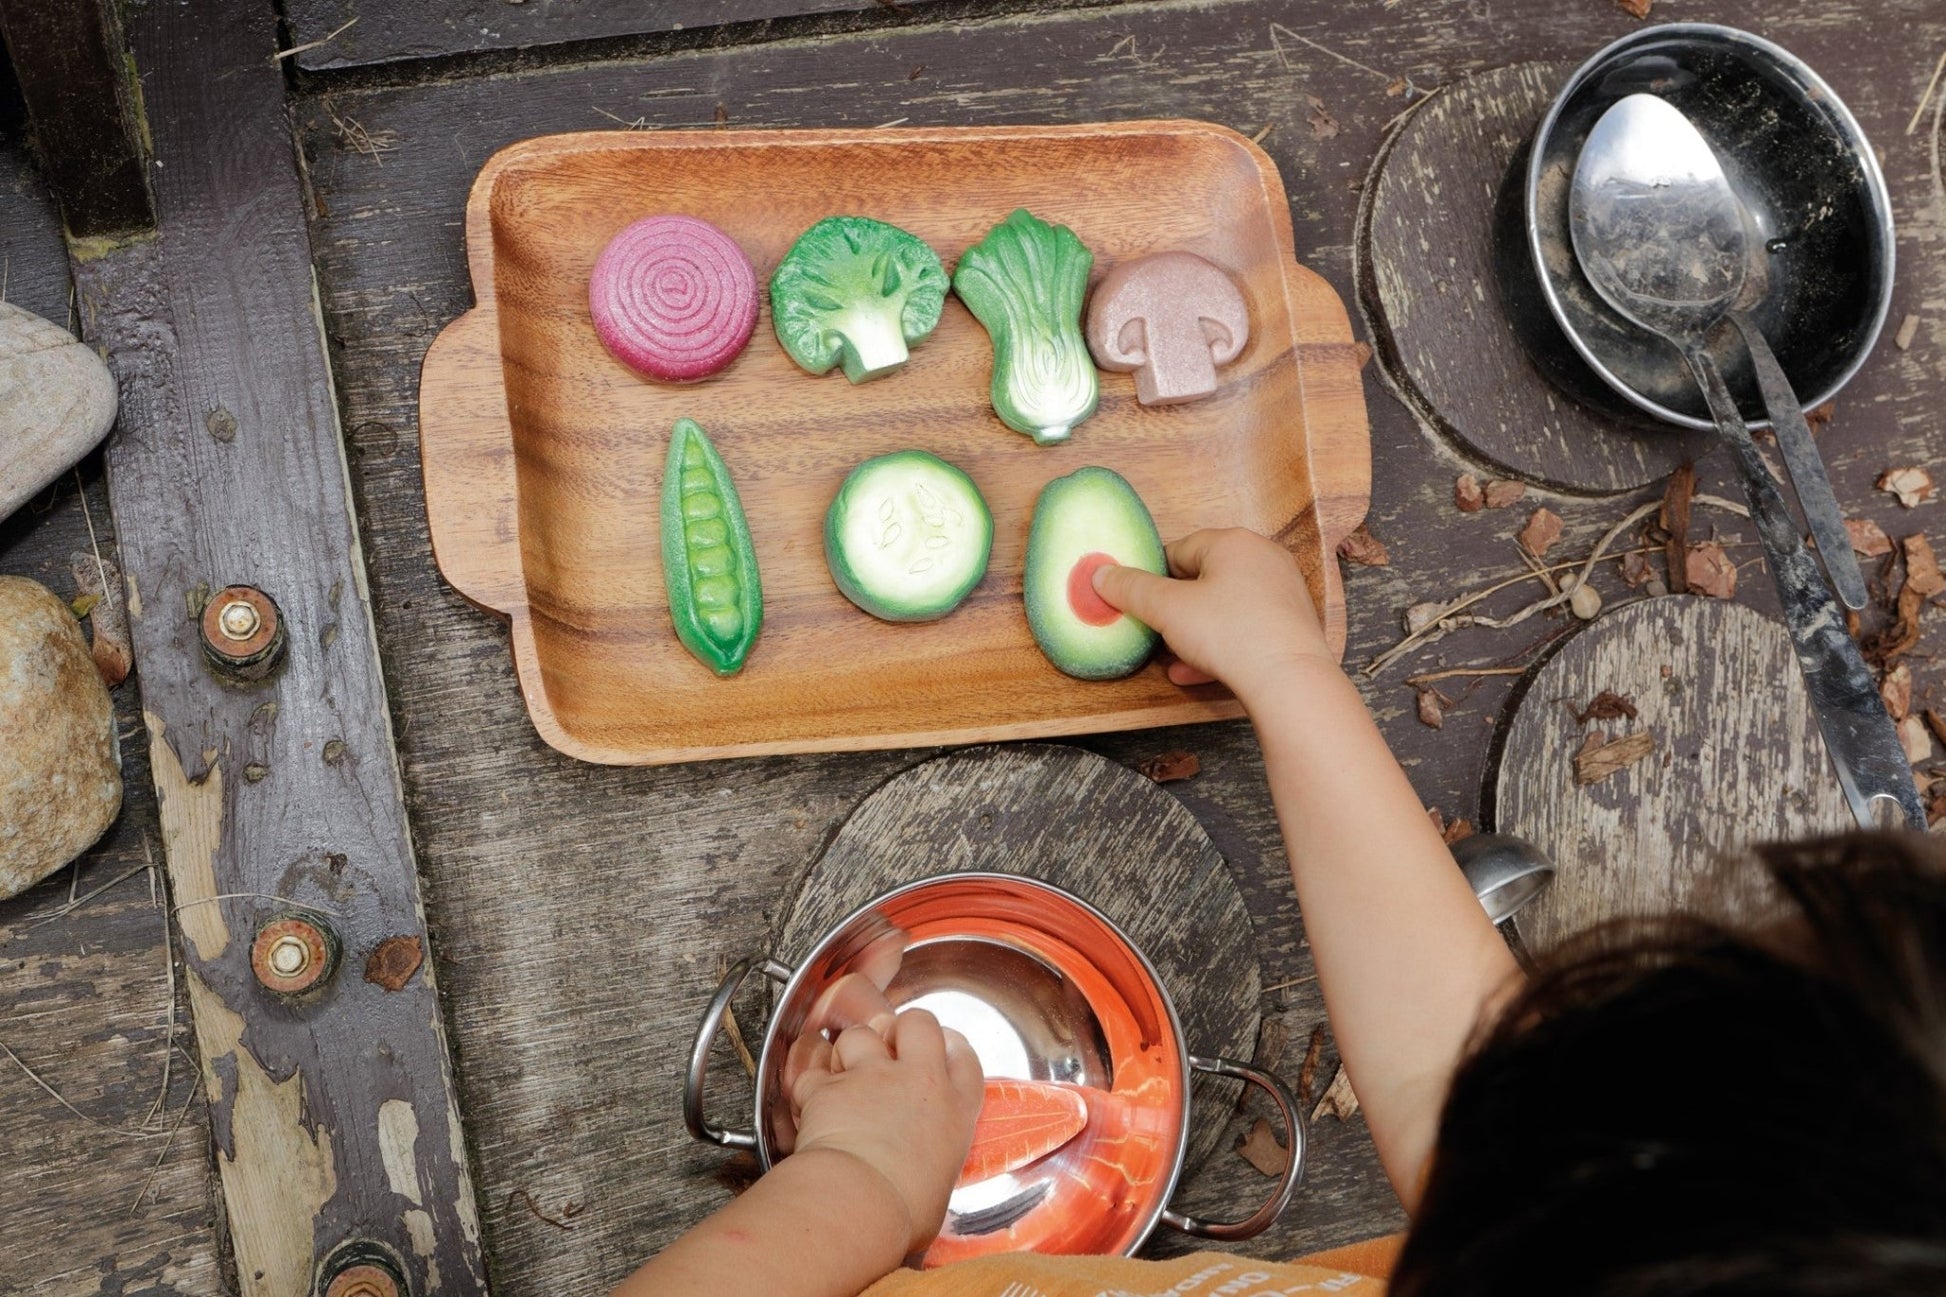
1092, 528, 1332, 700
787, 1009, 983, 1254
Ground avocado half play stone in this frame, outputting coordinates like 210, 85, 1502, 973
825, 450, 993, 622
1024, 466, 1166, 680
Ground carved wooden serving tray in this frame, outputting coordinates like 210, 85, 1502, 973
419, 121, 1369, 764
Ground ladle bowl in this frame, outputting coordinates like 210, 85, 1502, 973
1521, 23, 1893, 430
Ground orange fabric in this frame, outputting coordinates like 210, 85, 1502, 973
1289, 1235, 1404, 1281
863, 1246, 1391, 1296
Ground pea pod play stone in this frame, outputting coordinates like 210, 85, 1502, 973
661, 418, 763, 675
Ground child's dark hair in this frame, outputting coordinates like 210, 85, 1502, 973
1393, 832, 1946, 1296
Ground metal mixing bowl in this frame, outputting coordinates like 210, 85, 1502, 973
1521, 23, 1894, 430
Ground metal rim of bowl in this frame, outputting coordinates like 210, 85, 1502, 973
750, 870, 1199, 1253
1524, 21, 1896, 432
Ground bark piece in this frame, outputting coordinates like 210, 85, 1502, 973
1417, 688, 1446, 729
1662, 462, 1696, 594
1518, 506, 1563, 558
1483, 479, 1527, 509
1845, 518, 1894, 557
1898, 715, 1934, 765
1137, 749, 1200, 783
1311, 1064, 1360, 1121
1574, 690, 1638, 724
1336, 524, 1390, 567
1905, 534, 1944, 598
1881, 662, 1913, 722
1574, 730, 1655, 785
1236, 1117, 1289, 1177
1685, 542, 1738, 599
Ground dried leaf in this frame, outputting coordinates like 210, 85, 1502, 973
1574, 730, 1655, 785
1518, 507, 1564, 558
1404, 601, 1445, 635
1454, 473, 1485, 513
1483, 479, 1526, 510
1304, 94, 1340, 140
1882, 663, 1914, 722
1312, 1065, 1360, 1122
1620, 549, 1655, 588
1879, 467, 1936, 509
1899, 715, 1934, 765
1237, 1117, 1290, 1177
1615, 0, 1652, 17
1442, 817, 1476, 845
1337, 523, 1390, 567
1662, 463, 1696, 594
1574, 689, 1639, 724
1685, 542, 1738, 599
1138, 750, 1200, 783
1295, 1025, 1327, 1107
1416, 688, 1446, 729
1906, 534, 1945, 598
1846, 518, 1895, 557
1866, 584, 1926, 668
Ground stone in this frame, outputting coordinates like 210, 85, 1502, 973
0, 576, 121, 898
0, 300, 119, 523
1085, 250, 1249, 406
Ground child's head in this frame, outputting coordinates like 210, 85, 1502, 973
1393, 832, 1946, 1296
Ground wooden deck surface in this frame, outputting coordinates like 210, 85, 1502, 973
3, 0, 1944, 1293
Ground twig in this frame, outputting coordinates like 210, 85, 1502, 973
1404, 666, 1530, 685
592, 107, 650, 131
144, 851, 176, 1131
1269, 22, 1418, 96
1908, 48, 1946, 135
273, 15, 356, 63
722, 1002, 759, 1079
874, 117, 910, 129
27, 861, 151, 926
1260, 973, 1318, 994
1, 1039, 115, 1130
511, 1188, 578, 1231
172, 892, 335, 919
129, 1070, 198, 1215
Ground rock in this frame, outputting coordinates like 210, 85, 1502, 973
0, 301, 119, 523
0, 576, 121, 898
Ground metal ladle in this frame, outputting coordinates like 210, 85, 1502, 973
1570, 92, 1922, 830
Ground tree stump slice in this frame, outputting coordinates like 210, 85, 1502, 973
775, 743, 1262, 1172
1359, 62, 1713, 494
1490, 597, 1853, 955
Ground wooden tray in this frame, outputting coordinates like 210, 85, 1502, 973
419, 122, 1370, 765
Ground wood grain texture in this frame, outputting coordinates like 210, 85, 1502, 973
1358, 63, 1713, 495
287, 1, 1945, 1291
420, 121, 1369, 764
64, 2, 485, 1293
1489, 597, 1854, 955
772, 744, 1262, 1174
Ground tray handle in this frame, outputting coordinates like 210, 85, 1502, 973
419, 307, 524, 615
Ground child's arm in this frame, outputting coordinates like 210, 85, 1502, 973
1095, 530, 1519, 1207
611, 1011, 982, 1297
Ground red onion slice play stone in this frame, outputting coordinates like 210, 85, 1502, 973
589, 215, 759, 381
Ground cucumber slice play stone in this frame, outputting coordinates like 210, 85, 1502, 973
1023, 466, 1166, 680
825, 451, 993, 622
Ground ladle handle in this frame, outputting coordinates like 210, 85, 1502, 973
684, 955, 791, 1151
1161, 1056, 1306, 1241
1729, 314, 1869, 611
1683, 344, 1924, 830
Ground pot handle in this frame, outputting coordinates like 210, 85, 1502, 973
1160, 1054, 1307, 1241
683, 956, 791, 1150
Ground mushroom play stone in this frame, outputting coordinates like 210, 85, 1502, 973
0, 301, 119, 523
0, 575, 122, 899
1085, 251, 1249, 407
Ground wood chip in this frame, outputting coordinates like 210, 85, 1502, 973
70, 551, 131, 688
1574, 689, 1639, 724
1336, 523, 1390, 567
1620, 549, 1655, 588
1615, 0, 1652, 17
1416, 688, 1446, 729
1442, 817, 1475, 844
1662, 462, 1696, 594
1518, 507, 1564, 558
1295, 1024, 1327, 1107
1454, 473, 1485, 513
1881, 662, 1913, 722
1311, 1064, 1360, 1122
1879, 466, 1936, 509
1905, 534, 1945, 597
1685, 542, 1738, 599
1894, 313, 1920, 350
1899, 714, 1934, 765
1137, 749, 1200, 783
1483, 478, 1527, 510
1574, 730, 1655, 785
1237, 1116, 1290, 1176
1846, 518, 1895, 557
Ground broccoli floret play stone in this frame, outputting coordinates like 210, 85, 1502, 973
769, 216, 950, 383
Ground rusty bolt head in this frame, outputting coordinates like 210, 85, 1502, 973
251, 917, 336, 995
201, 585, 286, 678
324, 1264, 400, 1297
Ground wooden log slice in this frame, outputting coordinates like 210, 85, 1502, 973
1358, 62, 1714, 494
1488, 597, 1853, 955
775, 743, 1261, 1173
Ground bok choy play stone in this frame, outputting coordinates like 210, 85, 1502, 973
952, 208, 1099, 445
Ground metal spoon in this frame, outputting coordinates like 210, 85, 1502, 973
1570, 92, 1922, 830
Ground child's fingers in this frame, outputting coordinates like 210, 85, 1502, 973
833, 1023, 892, 1072
1091, 563, 1175, 630
1165, 659, 1217, 687
942, 1028, 984, 1105
782, 1029, 834, 1099
1163, 529, 1224, 579
889, 1008, 947, 1067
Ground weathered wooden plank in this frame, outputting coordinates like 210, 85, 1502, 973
1491, 597, 1854, 954
0, 0, 152, 236
62, 2, 485, 1294
290, 1, 1945, 1291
